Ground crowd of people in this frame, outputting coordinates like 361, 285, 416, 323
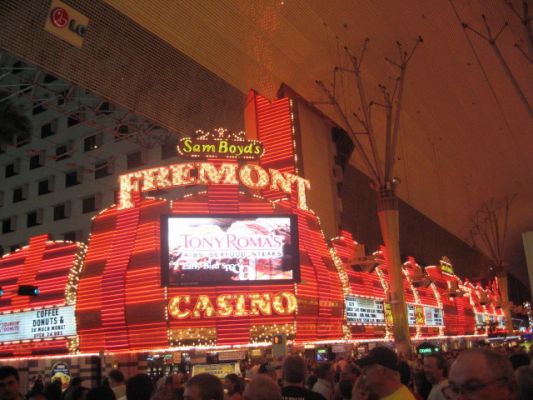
1, 344, 533, 400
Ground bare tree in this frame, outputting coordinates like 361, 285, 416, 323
316, 36, 422, 354
470, 196, 516, 332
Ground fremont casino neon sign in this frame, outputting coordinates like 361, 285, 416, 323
118, 162, 311, 210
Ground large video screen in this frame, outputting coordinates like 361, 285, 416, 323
161, 215, 300, 286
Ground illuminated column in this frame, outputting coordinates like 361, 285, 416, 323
377, 187, 411, 355
495, 271, 514, 332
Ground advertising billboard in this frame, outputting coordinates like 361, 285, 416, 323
0, 306, 76, 343
161, 215, 299, 286
345, 296, 386, 325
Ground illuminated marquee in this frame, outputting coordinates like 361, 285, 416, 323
168, 292, 297, 319
177, 128, 265, 160
440, 257, 455, 275
119, 162, 310, 210
0, 306, 76, 343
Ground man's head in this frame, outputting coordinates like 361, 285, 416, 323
126, 373, 154, 400
357, 347, 401, 396
282, 355, 306, 386
184, 373, 223, 400
243, 374, 281, 400
446, 348, 515, 400
515, 365, 533, 400
108, 369, 125, 387
423, 353, 448, 384
0, 366, 20, 400
315, 362, 332, 380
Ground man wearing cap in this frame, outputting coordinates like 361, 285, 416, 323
356, 347, 415, 400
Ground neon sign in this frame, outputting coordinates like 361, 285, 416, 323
168, 292, 297, 319
177, 129, 264, 160
118, 162, 310, 210
440, 257, 455, 275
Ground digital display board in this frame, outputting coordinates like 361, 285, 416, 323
408, 304, 441, 326
423, 306, 444, 326
161, 215, 299, 286
407, 304, 424, 325
0, 306, 76, 343
345, 296, 385, 325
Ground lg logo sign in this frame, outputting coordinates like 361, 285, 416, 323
49, 6, 87, 37
50, 7, 69, 28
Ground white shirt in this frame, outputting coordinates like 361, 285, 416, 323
312, 378, 333, 400
427, 379, 448, 400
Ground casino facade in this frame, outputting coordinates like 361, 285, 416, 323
0, 91, 506, 386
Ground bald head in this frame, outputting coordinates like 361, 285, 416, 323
243, 374, 281, 400
449, 348, 515, 400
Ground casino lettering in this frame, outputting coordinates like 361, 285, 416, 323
168, 292, 298, 319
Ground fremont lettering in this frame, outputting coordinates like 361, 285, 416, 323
119, 162, 310, 210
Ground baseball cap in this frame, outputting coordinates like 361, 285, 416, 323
357, 346, 399, 371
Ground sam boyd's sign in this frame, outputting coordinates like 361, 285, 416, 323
0, 306, 76, 343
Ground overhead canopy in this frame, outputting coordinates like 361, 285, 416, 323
104, 0, 533, 287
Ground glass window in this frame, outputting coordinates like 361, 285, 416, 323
2, 218, 13, 234
53, 204, 68, 221
82, 196, 97, 213
5, 162, 18, 178
13, 187, 26, 203
41, 123, 54, 138
29, 152, 43, 170
65, 170, 80, 187
38, 178, 52, 195
15, 135, 30, 147
127, 151, 144, 169
27, 211, 41, 227
94, 161, 111, 179
115, 125, 129, 142
32, 103, 46, 115
55, 144, 70, 161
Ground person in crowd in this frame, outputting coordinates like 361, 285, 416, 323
445, 348, 516, 400
509, 353, 530, 370
108, 370, 127, 400
306, 375, 318, 392
0, 366, 23, 400
27, 377, 45, 399
183, 373, 223, 400
340, 363, 361, 383
351, 375, 379, 400
398, 361, 411, 388
152, 375, 179, 400
356, 346, 415, 400
423, 354, 448, 400
126, 374, 154, 400
70, 386, 89, 400
43, 381, 62, 400
27, 393, 49, 400
312, 363, 333, 400
337, 379, 353, 400
243, 374, 281, 400
412, 370, 432, 400
224, 374, 242, 400
86, 385, 116, 400
61, 377, 84, 400
258, 363, 277, 383
515, 364, 533, 400
281, 355, 325, 400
